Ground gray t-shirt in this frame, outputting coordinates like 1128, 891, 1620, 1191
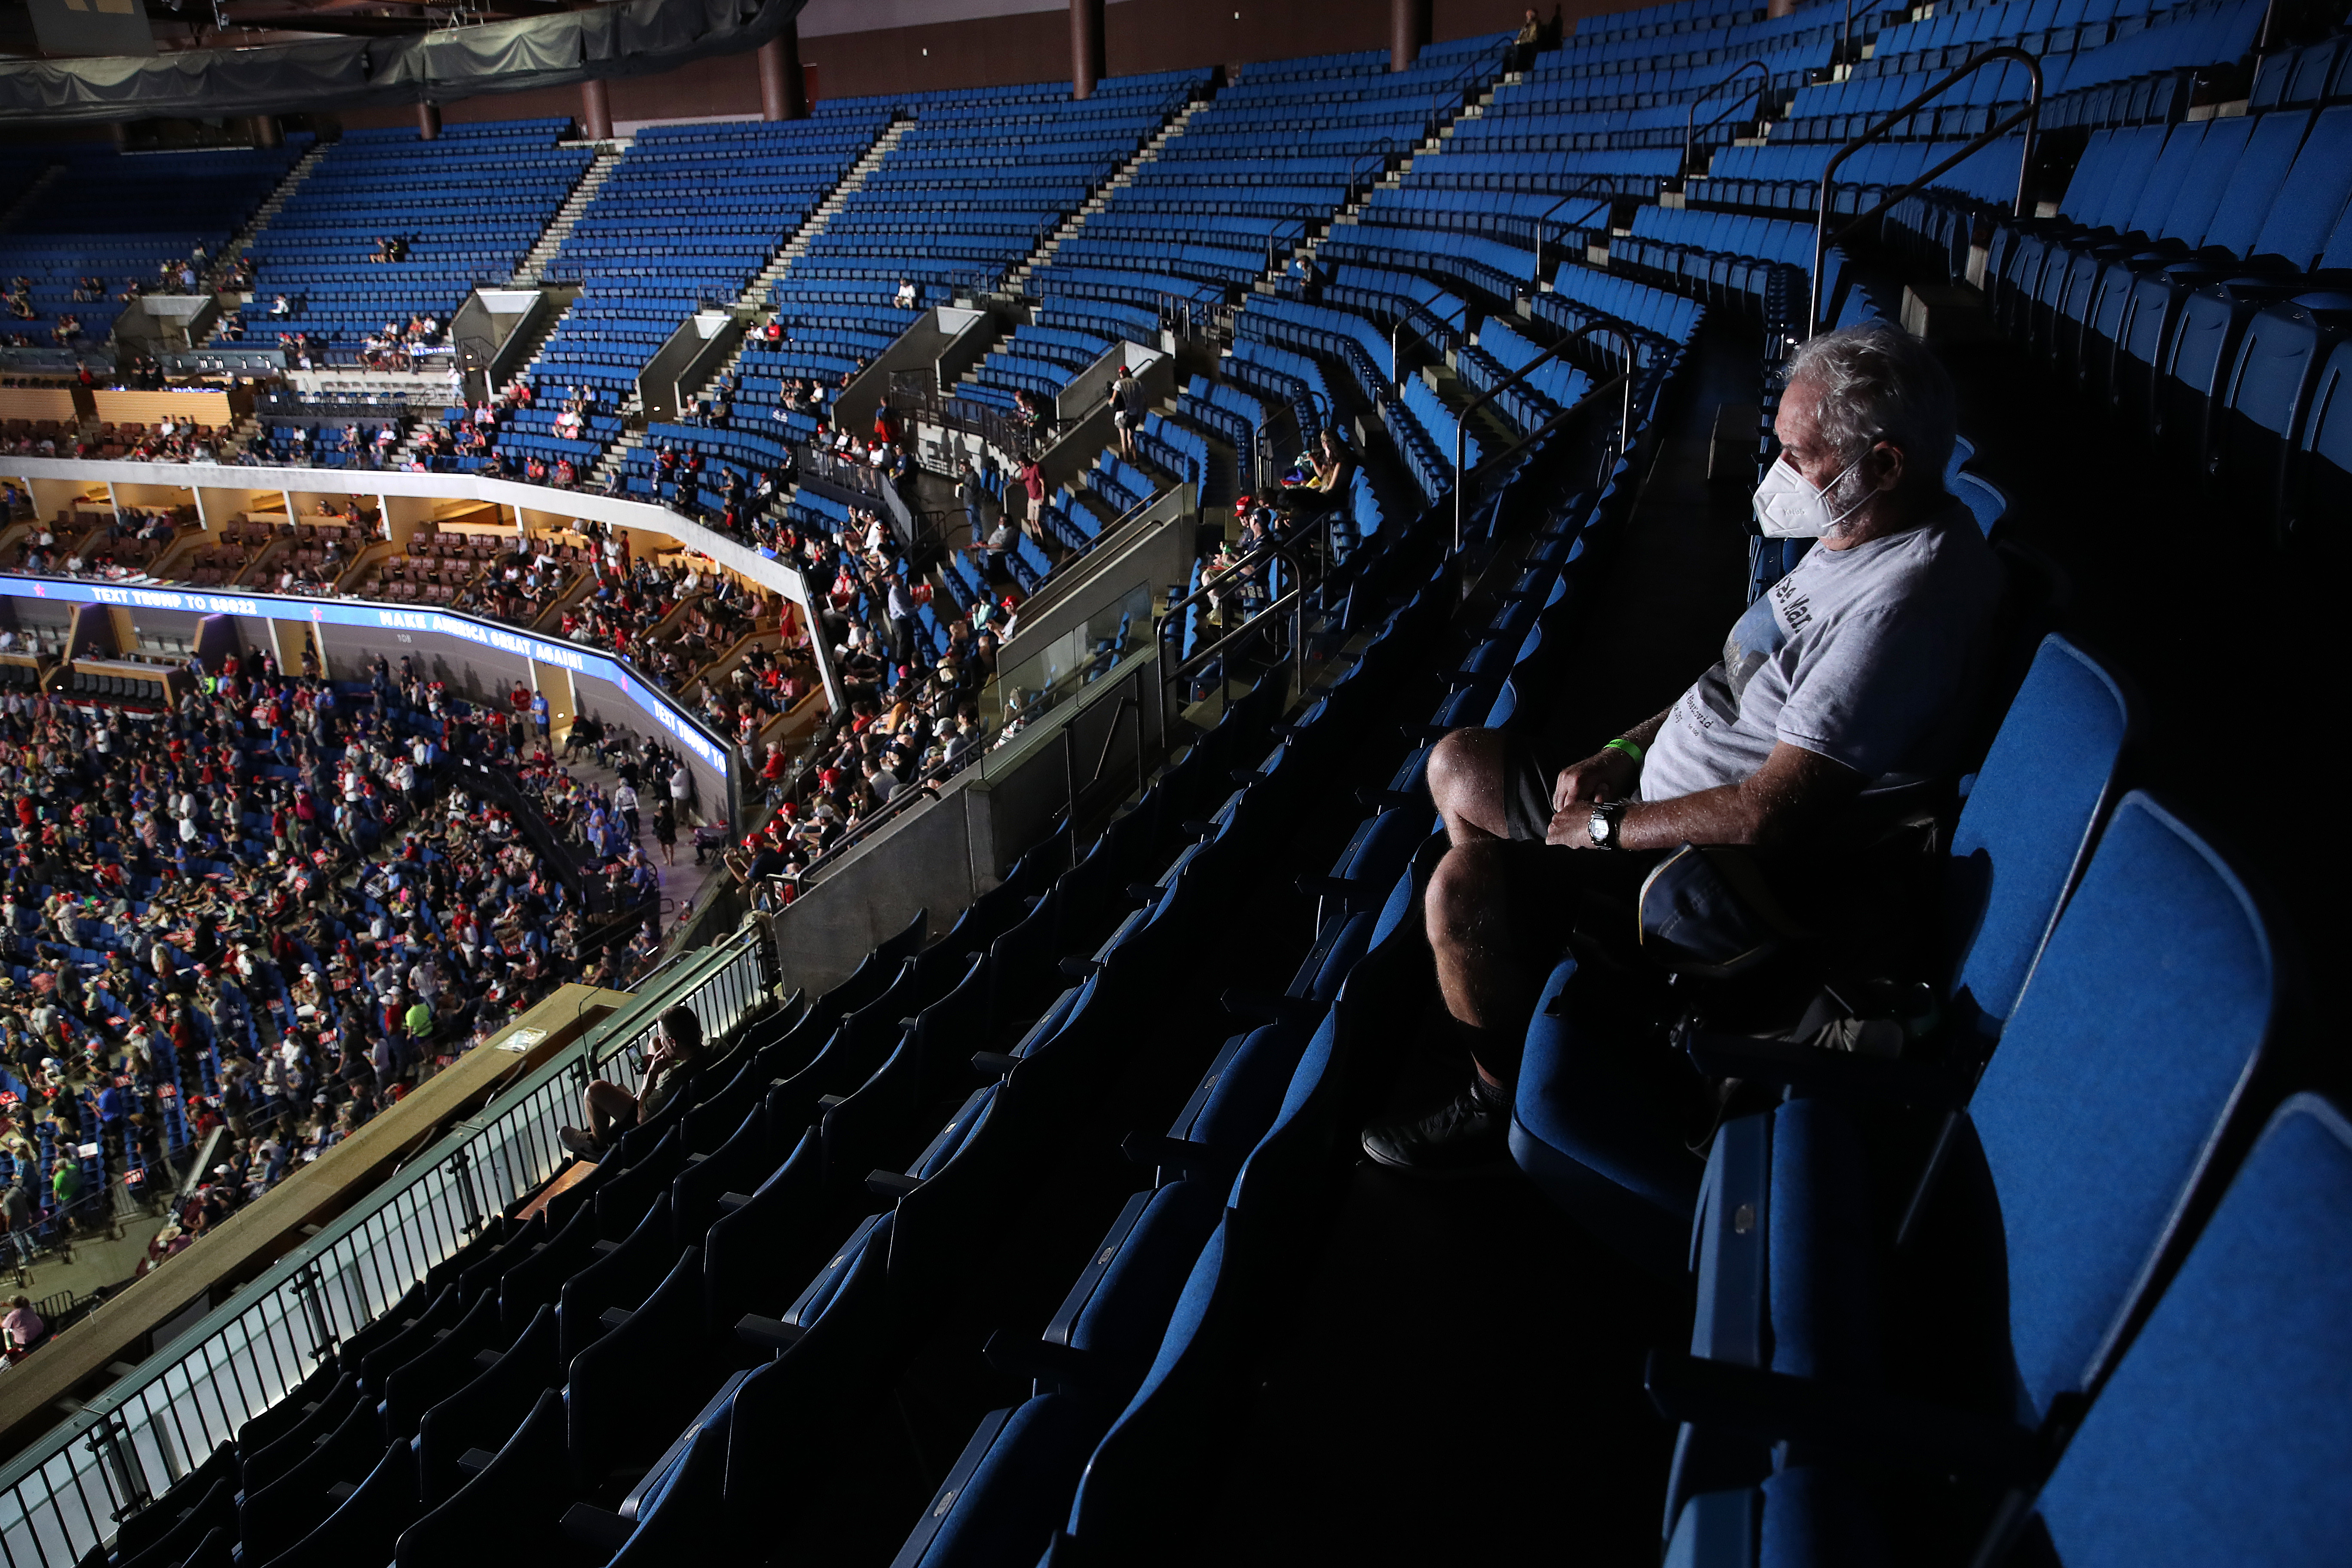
1641, 505, 2003, 802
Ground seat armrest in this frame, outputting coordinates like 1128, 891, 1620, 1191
560, 1504, 635, 1555
1678, 1024, 1972, 1109
1643, 1351, 2043, 1484
735, 1313, 805, 1354
1121, 1132, 1242, 1180
982, 1329, 1102, 1395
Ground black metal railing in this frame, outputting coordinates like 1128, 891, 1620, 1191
1529, 178, 1631, 284
1808, 47, 2044, 335
1152, 508, 1339, 738
1453, 325, 1637, 550
1684, 58, 1775, 172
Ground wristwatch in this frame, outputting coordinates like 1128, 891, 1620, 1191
1587, 799, 1631, 851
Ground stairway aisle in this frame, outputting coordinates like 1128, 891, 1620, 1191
1003, 81, 1221, 295
633, 117, 918, 516
512, 144, 626, 286
204, 141, 330, 338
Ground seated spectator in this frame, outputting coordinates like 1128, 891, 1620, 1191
1362, 322, 2003, 1173
2, 1295, 43, 1357
557, 1003, 702, 1156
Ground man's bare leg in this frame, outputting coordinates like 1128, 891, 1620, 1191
1425, 728, 1516, 844
1365, 831, 1580, 1176
583, 1081, 634, 1145
1424, 839, 1575, 1087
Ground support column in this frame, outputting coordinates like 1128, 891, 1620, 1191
250, 115, 282, 149
1390, 0, 1431, 69
759, 26, 806, 121
1070, 0, 1105, 99
416, 101, 441, 141
580, 76, 613, 141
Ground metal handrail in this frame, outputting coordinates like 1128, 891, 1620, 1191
0, 934, 768, 1568
1461, 363, 1635, 501
1391, 294, 1470, 385
1260, 205, 1329, 278
1452, 324, 1637, 549
1155, 510, 1336, 724
1422, 49, 1498, 142
1807, 46, 2043, 336
1684, 58, 1773, 171
1528, 178, 1627, 284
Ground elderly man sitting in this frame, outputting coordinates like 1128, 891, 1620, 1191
1364, 321, 2005, 1175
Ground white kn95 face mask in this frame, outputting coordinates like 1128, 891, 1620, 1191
1752, 451, 1871, 539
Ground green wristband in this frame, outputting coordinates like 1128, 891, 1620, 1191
1604, 738, 1644, 764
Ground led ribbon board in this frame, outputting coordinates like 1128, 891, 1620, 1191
0, 574, 732, 775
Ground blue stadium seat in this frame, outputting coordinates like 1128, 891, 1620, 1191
1659, 789, 2280, 1561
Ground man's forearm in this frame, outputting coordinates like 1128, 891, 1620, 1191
1618, 784, 1760, 852
1619, 707, 1672, 753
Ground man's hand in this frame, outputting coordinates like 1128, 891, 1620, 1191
1543, 747, 1639, 845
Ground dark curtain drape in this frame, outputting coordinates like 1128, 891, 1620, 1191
0, 0, 802, 123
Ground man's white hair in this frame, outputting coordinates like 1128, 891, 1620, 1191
1785, 322, 1957, 494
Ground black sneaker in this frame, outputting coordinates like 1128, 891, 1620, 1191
1360, 1076, 1514, 1178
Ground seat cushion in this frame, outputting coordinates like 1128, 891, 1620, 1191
1509, 958, 1706, 1279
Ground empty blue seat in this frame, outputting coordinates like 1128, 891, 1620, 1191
1660, 790, 2281, 1562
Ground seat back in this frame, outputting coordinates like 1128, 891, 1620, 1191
2294, 334, 2352, 538
2114, 121, 2207, 239
2153, 114, 2252, 248
2248, 104, 2352, 271
2081, 124, 2165, 233
2013, 1096, 2352, 1568
2194, 107, 2309, 259
1951, 469, 2011, 538
1942, 634, 2136, 1039
1965, 791, 2278, 1423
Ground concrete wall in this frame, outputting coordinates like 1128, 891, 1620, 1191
766, 644, 1161, 992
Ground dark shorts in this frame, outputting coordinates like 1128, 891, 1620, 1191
1499, 731, 1567, 844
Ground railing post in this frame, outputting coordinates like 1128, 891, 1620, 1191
445, 1147, 483, 1237
292, 1260, 337, 1363
1807, 47, 2043, 336
86, 1411, 153, 1524
1063, 723, 1080, 852
1133, 665, 1148, 800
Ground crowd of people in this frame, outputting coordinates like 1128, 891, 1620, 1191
0, 637, 691, 1295
724, 542, 1000, 893
7, 507, 184, 579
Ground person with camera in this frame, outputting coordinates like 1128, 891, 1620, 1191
557, 1004, 704, 1158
